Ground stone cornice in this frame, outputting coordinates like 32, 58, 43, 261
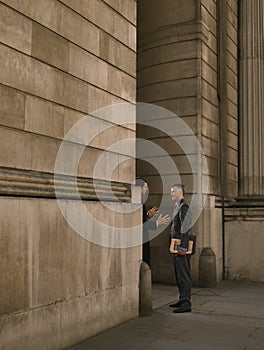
231, 196, 264, 208
0, 167, 131, 202
224, 207, 264, 221
223, 196, 264, 221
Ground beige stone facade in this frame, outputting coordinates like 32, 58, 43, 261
0, 1, 139, 349
0, 0, 264, 348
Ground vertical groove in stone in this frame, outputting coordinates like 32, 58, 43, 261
239, 0, 264, 196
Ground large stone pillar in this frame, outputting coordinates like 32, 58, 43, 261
239, 0, 264, 197
137, 0, 229, 286
137, 0, 202, 285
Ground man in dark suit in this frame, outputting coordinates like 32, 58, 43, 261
136, 178, 170, 266
169, 183, 192, 313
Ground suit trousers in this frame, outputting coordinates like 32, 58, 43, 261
173, 254, 191, 305
143, 241, 150, 266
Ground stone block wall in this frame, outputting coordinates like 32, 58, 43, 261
0, 1, 139, 349
225, 208, 264, 282
200, 0, 219, 195
0, 0, 136, 179
226, 0, 238, 196
198, 0, 238, 282
0, 198, 141, 349
200, 0, 238, 196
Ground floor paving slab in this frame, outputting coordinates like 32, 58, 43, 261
66, 280, 264, 350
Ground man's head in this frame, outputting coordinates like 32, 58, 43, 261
135, 178, 149, 197
170, 184, 185, 201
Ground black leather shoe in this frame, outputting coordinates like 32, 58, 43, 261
169, 300, 182, 308
173, 305, 191, 313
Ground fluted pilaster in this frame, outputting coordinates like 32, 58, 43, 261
239, 0, 264, 196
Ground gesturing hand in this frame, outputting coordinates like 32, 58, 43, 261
157, 214, 171, 226
147, 206, 159, 218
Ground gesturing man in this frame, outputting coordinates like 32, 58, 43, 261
136, 178, 170, 266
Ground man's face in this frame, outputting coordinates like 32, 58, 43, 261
170, 186, 182, 201
141, 182, 149, 197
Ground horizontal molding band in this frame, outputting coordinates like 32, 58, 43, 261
0, 167, 131, 202
215, 196, 264, 221
228, 196, 264, 208
224, 208, 264, 221
138, 21, 210, 52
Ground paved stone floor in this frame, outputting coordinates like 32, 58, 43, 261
67, 281, 264, 350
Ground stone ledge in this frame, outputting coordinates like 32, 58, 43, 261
0, 167, 131, 202
233, 196, 264, 207
225, 207, 264, 221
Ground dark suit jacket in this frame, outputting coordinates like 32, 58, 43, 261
171, 200, 192, 250
143, 204, 157, 235
142, 204, 157, 265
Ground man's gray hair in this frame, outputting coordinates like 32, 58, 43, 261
172, 183, 185, 196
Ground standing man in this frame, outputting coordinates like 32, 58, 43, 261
169, 184, 192, 313
136, 178, 170, 266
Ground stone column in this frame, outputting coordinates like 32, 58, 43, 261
239, 0, 264, 197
